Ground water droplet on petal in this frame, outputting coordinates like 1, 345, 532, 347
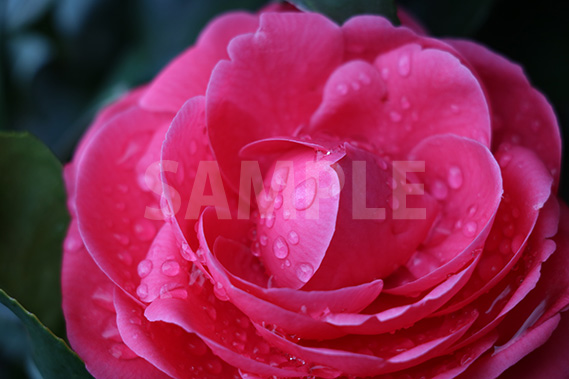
274, 194, 283, 210
109, 343, 138, 360
398, 54, 411, 77
390, 111, 402, 122
499, 153, 512, 168
271, 167, 289, 192
447, 166, 463, 189
136, 284, 148, 300
205, 359, 223, 374
462, 221, 477, 237
381, 67, 389, 80
294, 178, 317, 211
467, 205, 477, 216
431, 179, 448, 200
400, 96, 410, 109
133, 219, 156, 242
265, 213, 275, 228
287, 230, 299, 245
214, 282, 229, 301
161, 260, 180, 277
259, 234, 268, 246
284, 259, 291, 267
273, 236, 289, 259
137, 259, 153, 278
114, 234, 130, 246
118, 252, 133, 265
358, 72, 371, 85
336, 83, 348, 95
450, 104, 460, 113
296, 263, 314, 283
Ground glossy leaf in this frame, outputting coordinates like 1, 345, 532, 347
0, 290, 92, 379
0, 132, 69, 337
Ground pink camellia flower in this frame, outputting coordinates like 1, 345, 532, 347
62, 6, 569, 379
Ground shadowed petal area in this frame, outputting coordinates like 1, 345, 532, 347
254, 309, 478, 377
62, 221, 172, 379
114, 289, 238, 379
449, 40, 562, 188
324, 254, 479, 335
75, 105, 172, 297
207, 12, 343, 189
458, 315, 560, 379
140, 12, 259, 112
144, 283, 331, 377
305, 143, 438, 290
214, 237, 383, 316
385, 135, 502, 295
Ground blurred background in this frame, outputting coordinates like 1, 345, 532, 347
1, 0, 568, 377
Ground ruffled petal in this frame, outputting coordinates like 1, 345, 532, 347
135, 223, 190, 303
62, 221, 172, 379
140, 13, 259, 112
385, 134, 502, 295
449, 40, 562, 188
433, 146, 554, 315
310, 44, 491, 158
75, 105, 171, 296
114, 289, 238, 379
207, 12, 343, 189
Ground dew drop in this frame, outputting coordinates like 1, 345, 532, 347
206, 359, 223, 374
271, 167, 289, 192
499, 153, 512, 168
274, 194, 283, 210
294, 178, 317, 211
137, 259, 153, 278
118, 252, 133, 265
109, 343, 138, 360
273, 236, 289, 259
462, 221, 477, 237
296, 263, 314, 283
287, 230, 299, 245
259, 234, 268, 246
358, 72, 371, 85
114, 234, 130, 246
390, 111, 402, 122
133, 220, 156, 242
161, 260, 181, 277
447, 166, 463, 189
285, 259, 291, 267
214, 282, 229, 301
265, 213, 276, 228
400, 96, 411, 109
336, 83, 348, 95
351, 81, 360, 91
136, 284, 148, 300
450, 104, 460, 113
431, 180, 448, 200
180, 242, 197, 261
391, 196, 400, 210
398, 54, 411, 77
381, 67, 389, 80
467, 205, 477, 217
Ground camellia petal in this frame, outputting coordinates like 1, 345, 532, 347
62, 221, 172, 379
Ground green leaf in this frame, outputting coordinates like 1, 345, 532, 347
0, 132, 69, 337
0, 290, 92, 378
288, 0, 399, 25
